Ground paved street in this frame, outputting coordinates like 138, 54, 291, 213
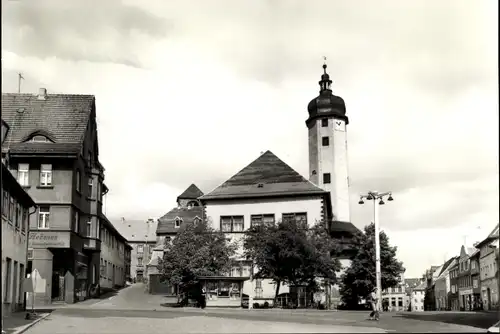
23, 284, 492, 333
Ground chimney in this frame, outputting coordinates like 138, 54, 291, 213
38, 88, 47, 100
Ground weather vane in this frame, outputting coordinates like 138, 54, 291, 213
323, 56, 327, 65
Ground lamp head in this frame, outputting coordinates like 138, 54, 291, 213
388, 194, 394, 201
379, 199, 385, 205
367, 195, 374, 200
358, 198, 365, 205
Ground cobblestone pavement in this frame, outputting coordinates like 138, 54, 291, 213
23, 284, 491, 333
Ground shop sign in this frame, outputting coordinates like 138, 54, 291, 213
29, 231, 70, 248
459, 288, 472, 295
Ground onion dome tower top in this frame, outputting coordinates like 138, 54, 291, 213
306, 62, 348, 127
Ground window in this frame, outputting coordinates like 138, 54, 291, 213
2, 190, 9, 218
323, 173, 331, 184
100, 258, 105, 277
193, 217, 201, 225
40, 164, 52, 186
398, 298, 403, 307
31, 135, 48, 142
9, 196, 15, 222
251, 214, 275, 227
137, 245, 144, 253
321, 118, 328, 127
88, 178, 94, 198
15, 203, 21, 229
86, 220, 92, 237
220, 216, 244, 232
138, 258, 143, 266
96, 219, 100, 239
174, 217, 182, 228
22, 208, 28, 233
282, 212, 308, 227
87, 151, 92, 167
38, 206, 50, 229
5, 258, 12, 302
322, 136, 329, 146
76, 170, 81, 192
74, 210, 79, 233
17, 164, 29, 186
471, 261, 476, 269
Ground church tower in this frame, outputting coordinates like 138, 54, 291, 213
306, 63, 350, 224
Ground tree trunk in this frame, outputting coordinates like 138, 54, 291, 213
273, 280, 281, 307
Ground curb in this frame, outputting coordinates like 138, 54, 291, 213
11, 313, 50, 334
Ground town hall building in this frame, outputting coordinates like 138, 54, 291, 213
150, 63, 359, 307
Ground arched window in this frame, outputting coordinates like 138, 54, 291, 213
174, 217, 183, 228
31, 135, 50, 142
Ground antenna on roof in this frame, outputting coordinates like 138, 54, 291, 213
18, 73, 24, 93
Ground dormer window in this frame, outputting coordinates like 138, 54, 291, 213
193, 217, 201, 225
31, 135, 50, 142
174, 217, 182, 228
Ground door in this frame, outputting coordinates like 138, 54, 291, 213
487, 288, 491, 310
12, 261, 18, 311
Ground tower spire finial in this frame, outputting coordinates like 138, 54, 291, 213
323, 56, 327, 73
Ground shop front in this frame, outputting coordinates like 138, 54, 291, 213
200, 276, 247, 308
459, 288, 473, 311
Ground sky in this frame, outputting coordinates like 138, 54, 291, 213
2, 0, 498, 277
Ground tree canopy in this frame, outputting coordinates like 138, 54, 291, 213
158, 220, 238, 297
340, 222, 405, 308
244, 219, 342, 302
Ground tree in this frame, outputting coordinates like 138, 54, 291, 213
158, 220, 237, 303
340, 222, 405, 309
244, 219, 341, 305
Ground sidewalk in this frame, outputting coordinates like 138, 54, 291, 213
2, 312, 50, 334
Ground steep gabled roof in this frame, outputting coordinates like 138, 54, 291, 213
156, 206, 203, 234
200, 150, 326, 200
1, 93, 94, 155
177, 184, 204, 200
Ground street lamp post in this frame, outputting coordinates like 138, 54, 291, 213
358, 191, 394, 312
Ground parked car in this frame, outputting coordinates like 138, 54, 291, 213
487, 320, 500, 333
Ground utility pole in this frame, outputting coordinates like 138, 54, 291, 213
358, 191, 394, 312
18, 73, 24, 93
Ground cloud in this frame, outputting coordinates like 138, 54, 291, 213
1, 0, 498, 277
1, 0, 171, 67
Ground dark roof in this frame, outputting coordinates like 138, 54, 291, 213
99, 214, 130, 246
200, 150, 326, 200
414, 281, 427, 291
1, 93, 94, 155
113, 219, 157, 243
306, 64, 348, 127
177, 184, 204, 200
156, 206, 203, 234
439, 257, 458, 276
1, 163, 36, 207
330, 221, 360, 235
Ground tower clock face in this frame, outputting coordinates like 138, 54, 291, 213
334, 120, 345, 132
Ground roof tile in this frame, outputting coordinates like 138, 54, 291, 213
156, 206, 203, 234
177, 184, 204, 200
1, 93, 94, 153
200, 150, 325, 200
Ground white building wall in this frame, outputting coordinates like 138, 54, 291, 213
1, 216, 28, 314
205, 195, 325, 301
411, 290, 425, 311
308, 117, 350, 223
99, 239, 126, 290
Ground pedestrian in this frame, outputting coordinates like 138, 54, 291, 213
368, 288, 380, 321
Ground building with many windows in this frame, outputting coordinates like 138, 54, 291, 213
115, 218, 157, 283
476, 223, 499, 311
2, 119, 36, 315
147, 184, 204, 294
1, 89, 126, 305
